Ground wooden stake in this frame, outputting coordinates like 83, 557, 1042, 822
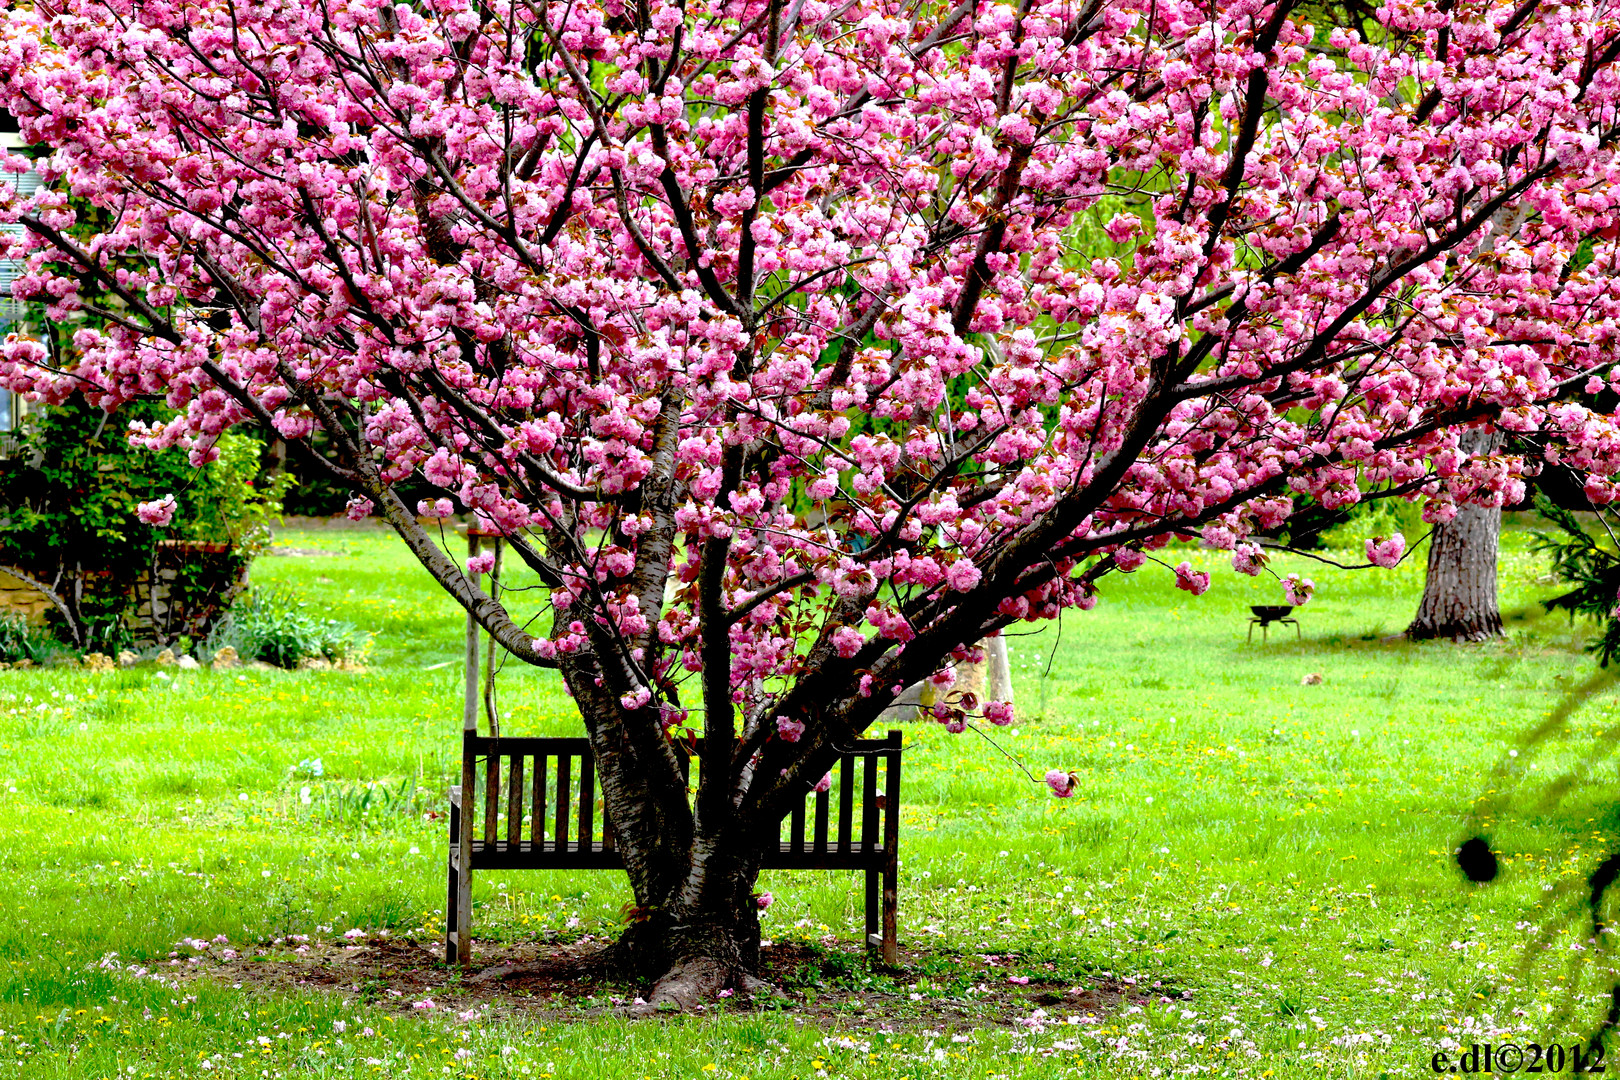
482, 538, 503, 737
464, 532, 480, 736
456, 529, 479, 965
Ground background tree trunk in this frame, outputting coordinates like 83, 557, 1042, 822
879, 636, 1014, 722
1407, 430, 1505, 642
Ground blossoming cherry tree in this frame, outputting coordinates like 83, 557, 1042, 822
5, 0, 1620, 1003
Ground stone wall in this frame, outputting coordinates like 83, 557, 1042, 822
0, 545, 248, 645
125, 542, 250, 644
0, 566, 61, 623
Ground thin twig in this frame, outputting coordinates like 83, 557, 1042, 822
964, 722, 1040, 784
1255, 529, 1434, 571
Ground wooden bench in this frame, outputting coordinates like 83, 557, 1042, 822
446, 731, 904, 967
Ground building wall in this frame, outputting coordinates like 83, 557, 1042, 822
0, 566, 60, 622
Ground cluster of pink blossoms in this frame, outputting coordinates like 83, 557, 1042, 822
136, 495, 177, 528
1365, 535, 1407, 569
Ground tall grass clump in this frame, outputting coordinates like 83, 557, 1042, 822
0, 610, 77, 664
211, 586, 368, 668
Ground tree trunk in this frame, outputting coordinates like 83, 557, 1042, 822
1407, 430, 1505, 642
614, 857, 768, 1011
878, 636, 1014, 722
984, 634, 1014, 705
597, 787, 772, 1009
561, 671, 774, 1008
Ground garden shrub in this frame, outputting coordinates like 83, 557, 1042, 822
1531, 493, 1620, 665
0, 393, 291, 645
209, 586, 368, 669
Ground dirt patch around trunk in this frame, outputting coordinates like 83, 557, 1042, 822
174, 934, 1156, 1031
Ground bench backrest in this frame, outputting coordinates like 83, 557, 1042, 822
776, 731, 901, 864
459, 731, 903, 861
461, 735, 605, 850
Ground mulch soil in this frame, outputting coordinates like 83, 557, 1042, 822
180, 935, 1150, 1031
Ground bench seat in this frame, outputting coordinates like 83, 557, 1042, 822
451, 838, 895, 871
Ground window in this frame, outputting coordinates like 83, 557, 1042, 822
0, 221, 20, 318
0, 168, 37, 437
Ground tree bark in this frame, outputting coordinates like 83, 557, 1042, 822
611, 850, 767, 1010
1407, 430, 1505, 642
555, 664, 772, 1006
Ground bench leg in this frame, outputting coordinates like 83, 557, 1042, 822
446, 784, 474, 966
445, 789, 460, 964
444, 860, 459, 965
864, 869, 879, 958
882, 859, 898, 967
454, 861, 473, 965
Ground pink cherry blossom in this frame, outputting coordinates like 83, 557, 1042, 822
831, 627, 865, 658
946, 559, 983, 592
136, 495, 176, 527
1115, 548, 1148, 573
1103, 214, 1139, 245
1230, 544, 1266, 577
1044, 770, 1076, 799
1365, 534, 1407, 568
467, 553, 495, 577
1283, 574, 1315, 606
775, 716, 805, 743
1173, 562, 1210, 596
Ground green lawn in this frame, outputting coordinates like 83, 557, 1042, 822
3, 522, 1618, 1078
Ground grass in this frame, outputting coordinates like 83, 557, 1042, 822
2, 519, 1619, 1077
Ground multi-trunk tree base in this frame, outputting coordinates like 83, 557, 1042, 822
610, 912, 769, 1011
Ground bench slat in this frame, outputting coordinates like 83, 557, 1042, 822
883, 734, 902, 849
458, 840, 624, 870
862, 751, 878, 853
467, 736, 590, 755
458, 838, 892, 870
579, 752, 595, 848
554, 753, 571, 854
531, 753, 546, 847
838, 754, 854, 849
506, 753, 525, 846
814, 781, 829, 853
483, 752, 500, 845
